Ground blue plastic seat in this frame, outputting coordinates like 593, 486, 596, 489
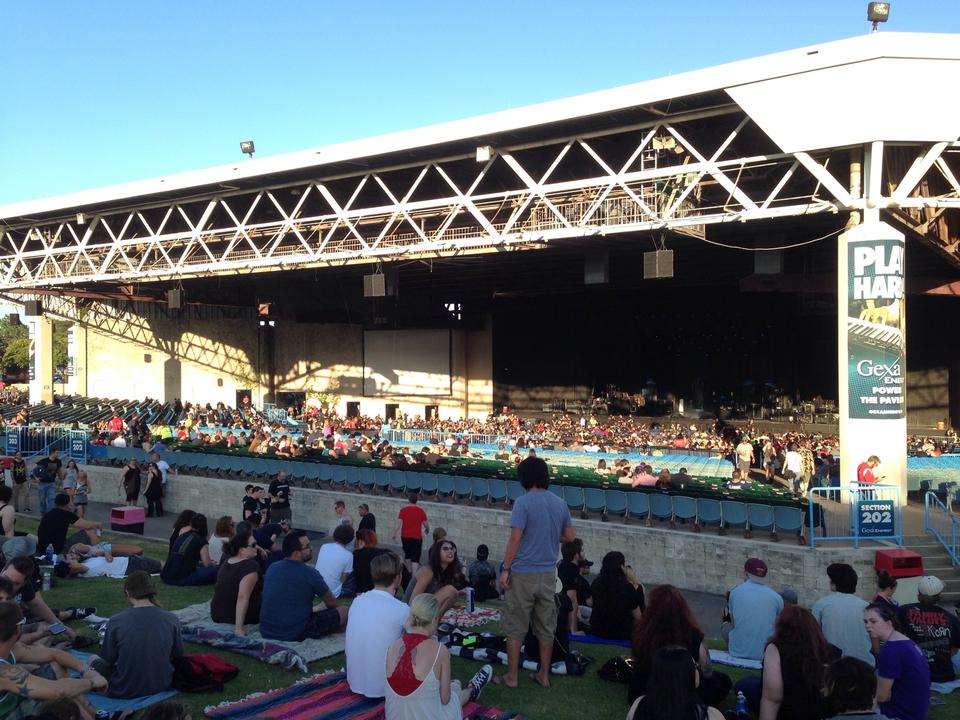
344, 466, 361, 490
773, 505, 805, 543
697, 499, 722, 531
420, 474, 439, 497
488, 478, 507, 505
721, 501, 748, 535
358, 466, 376, 493
649, 493, 673, 525
471, 478, 490, 504
404, 473, 423, 494
563, 486, 585, 515
549, 485, 564, 500
331, 465, 347, 487
583, 487, 606, 516
672, 496, 698, 527
506, 480, 524, 504
627, 492, 649, 523
375, 469, 392, 494
747, 503, 775, 538
437, 475, 455, 499
604, 490, 627, 519
389, 470, 407, 495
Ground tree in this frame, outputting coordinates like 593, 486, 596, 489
2, 338, 28, 374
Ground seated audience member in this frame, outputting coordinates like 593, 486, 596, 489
346, 552, 409, 698
385, 593, 492, 718
210, 527, 263, 635
405, 539, 467, 618
726, 468, 750, 491
0, 601, 107, 718
208, 515, 235, 564
94, 571, 183, 699
863, 603, 930, 720
352, 529, 389, 595
630, 585, 731, 706
631, 464, 658, 488
432, 527, 447, 544
0, 485, 37, 560
721, 557, 783, 661
655, 469, 673, 491
160, 513, 218, 586
733, 604, 840, 719
55, 548, 161, 579
626, 645, 724, 720
896, 575, 960, 683
1, 556, 88, 643
873, 570, 899, 614
36, 493, 103, 553
169, 509, 196, 549
823, 657, 891, 720
260, 531, 348, 641
811, 563, 874, 666
588, 551, 644, 640
315, 525, 356, 598
467, 544, 499, 602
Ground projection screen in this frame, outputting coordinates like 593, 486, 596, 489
363, 329, 452, 397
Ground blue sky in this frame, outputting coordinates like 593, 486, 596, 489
1, 0, 958, 205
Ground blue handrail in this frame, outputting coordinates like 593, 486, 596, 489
923, 491, 960, 566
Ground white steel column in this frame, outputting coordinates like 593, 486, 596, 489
26, 310, 54, 403
67, 324, 87, 396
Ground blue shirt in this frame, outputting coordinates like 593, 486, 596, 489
728, 578, 783, 660
260, 559, 332, 640
509, 488, 571, 574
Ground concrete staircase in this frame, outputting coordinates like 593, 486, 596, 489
902, 534, 960, 608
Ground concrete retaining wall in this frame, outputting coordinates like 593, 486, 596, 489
82, 465, 878, 604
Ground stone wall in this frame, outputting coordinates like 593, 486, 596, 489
82, 465, 878, 604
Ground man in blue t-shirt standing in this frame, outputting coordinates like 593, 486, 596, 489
496, 457, 575, 691
259, 531, 349, 640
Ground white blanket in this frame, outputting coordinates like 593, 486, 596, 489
708, 649, 763, 670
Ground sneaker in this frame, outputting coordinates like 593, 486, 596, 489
66, 607, 97, 621
467, 664, 493, 702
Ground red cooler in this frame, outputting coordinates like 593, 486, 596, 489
110, 506, 145, 535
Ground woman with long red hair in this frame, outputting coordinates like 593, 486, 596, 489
630, 585, 731, 706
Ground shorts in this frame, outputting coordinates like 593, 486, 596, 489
74, 494, 88, 506
301, 606, 342, 639
401, 537, 423, 563
269, 506, 292, 524
501, 570, 558, 642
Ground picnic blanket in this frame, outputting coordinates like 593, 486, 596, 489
204, 670, 526, 720
70, 651, 178, 712
441, 606, 501, 628
707, 649, 763, 670
931, 679, 960, 694
172, 602, 344, 670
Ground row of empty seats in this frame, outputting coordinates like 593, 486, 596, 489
89, 447, 806, 543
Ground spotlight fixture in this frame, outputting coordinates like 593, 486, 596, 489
867, 2, 890, 32
240, 140, 256, 158
475, 145, 493, 163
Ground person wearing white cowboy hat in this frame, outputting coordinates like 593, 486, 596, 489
895, 575, 960, 683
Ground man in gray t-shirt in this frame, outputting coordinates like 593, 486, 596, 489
97, 571, 183, 698
811, 563, 873, 667
497, 457, 575, 691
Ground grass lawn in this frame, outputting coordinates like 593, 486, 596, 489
17, 518, 960, 720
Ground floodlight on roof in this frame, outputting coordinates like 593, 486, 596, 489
240, 140, 256, 158
868, 2, 890, 32
476, 145, 493, 163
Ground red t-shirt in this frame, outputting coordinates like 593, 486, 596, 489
857, 462, 877, 484
398, 504, 427, 539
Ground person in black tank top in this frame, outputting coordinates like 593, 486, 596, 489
627, 646, 723, 720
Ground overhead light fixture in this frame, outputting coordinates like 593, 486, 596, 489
240, 140, 256, 158
75, 213, 85, 225
475, 145, 493, 163
867, 2, 890, 31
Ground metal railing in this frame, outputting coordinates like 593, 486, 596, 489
3, 426, 88, 461
809, 484, 903, 549
924, 491, 960, 566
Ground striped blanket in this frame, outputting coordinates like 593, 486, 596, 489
204, 671, 526, 720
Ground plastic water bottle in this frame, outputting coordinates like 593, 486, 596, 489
735, 691, 748, 717
44, 544, 54, 563
465, 587, 475, 613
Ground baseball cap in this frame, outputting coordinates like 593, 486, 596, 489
744, 558, 768, 579
918, 575, 945, 597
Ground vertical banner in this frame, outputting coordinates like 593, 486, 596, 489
66, 326, 76, 376
28, 320, 36, 382
847, 235, 905, 418
838, 221, 907, 498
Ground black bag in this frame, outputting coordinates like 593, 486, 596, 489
598, 655, 635, 683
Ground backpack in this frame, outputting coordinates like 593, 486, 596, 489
171, 653, 238, 693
